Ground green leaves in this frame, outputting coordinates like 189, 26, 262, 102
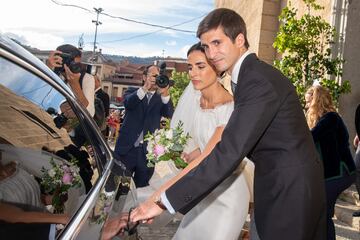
273, 0, 350, 108
169, 70, 190, 107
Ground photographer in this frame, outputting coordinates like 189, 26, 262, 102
47, 44, 95, 117
114, 64, 174, 187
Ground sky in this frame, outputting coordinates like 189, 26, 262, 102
1, 0, 214, 58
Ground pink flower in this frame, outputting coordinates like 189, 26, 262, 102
153, 144, 165, 157
62, 165, 70, 173
62, 173, 73, 185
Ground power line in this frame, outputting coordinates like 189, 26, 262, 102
98, 14, 205, 44
50, 0, 196, 33
50, 0, 93, 13
101, 12, 195, 33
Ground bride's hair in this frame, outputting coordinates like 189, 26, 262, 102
187, 42, 205, 56
187, 42, 222, 77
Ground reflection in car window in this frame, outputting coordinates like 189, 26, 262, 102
0, 58, 65, 114
0, 56, 100, 238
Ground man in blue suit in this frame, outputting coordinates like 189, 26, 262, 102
114, 65, 174, 187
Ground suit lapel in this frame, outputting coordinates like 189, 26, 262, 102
235, 53, 258, 96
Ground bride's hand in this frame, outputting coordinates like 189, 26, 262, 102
181, 152, 191, 163
130, 199, 164, 224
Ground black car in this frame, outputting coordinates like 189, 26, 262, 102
0, 36, 137, 239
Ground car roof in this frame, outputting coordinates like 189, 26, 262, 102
0, 35, 71, 94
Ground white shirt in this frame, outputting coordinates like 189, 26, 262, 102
81, 73, 95, 117
137, 87, 170, 104
231, 50, 252, 85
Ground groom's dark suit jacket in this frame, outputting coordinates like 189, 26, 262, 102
166, 54, 326, 240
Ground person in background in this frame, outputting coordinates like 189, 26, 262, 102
305, 85, 356, 240
47, 44, 95, 117
353, 103, 360, 217
114, 65, 174, 187
107, 110, 120, 143
94, 76, 110, 135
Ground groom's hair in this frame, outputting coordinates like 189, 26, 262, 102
187, 42, 205, 56
197, 8, 249, 48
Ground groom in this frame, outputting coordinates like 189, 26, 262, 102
131, 8, 326, 239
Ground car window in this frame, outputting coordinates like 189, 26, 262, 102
0, 56, 102, 235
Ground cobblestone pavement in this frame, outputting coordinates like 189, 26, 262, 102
134, 219, 359, 240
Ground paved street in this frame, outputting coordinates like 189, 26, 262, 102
109, 141, 360, 239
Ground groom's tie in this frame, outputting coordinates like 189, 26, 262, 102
231, 81, 237, 94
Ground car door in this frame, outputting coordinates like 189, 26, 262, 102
0, 37, 137, 239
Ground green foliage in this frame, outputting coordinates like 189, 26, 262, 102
169, 70, 190, 107
273, 0, 350, 107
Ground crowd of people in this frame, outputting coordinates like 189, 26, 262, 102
2, 7, 360, 240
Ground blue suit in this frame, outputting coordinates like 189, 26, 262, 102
114, 87, 174, 187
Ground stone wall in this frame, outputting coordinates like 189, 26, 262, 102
215, 0, 265, 55
0, 85, 72, 151
339, 0, 360, 142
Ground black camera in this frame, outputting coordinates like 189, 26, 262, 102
47, 107, 68, 128
155, 62, 174, 88
54, 52, 82, 75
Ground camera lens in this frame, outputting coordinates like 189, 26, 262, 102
156, 75, 169, 88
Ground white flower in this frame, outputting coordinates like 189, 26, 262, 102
48, 169, 56, 177
165, 129, 173, 139
155, 134, 161, 143
147, 142, 154, 153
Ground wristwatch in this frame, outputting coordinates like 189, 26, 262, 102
154, 196, 167, 210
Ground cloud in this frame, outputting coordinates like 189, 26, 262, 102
180, 44, 191, 58
2, 31, 64, 50
1, 0, 213, 57
165, 40, 177, 46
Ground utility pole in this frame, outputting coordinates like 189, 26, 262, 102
92, 7, 103, 62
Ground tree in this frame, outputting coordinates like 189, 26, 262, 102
169, 70, 190, 107
273, 0, 350, 107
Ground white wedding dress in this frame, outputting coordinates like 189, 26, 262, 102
172, 96, 253, 240
136, 83, 254, 239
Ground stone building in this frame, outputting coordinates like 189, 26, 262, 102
215, 0, 360, 140
0, 85, 72, 151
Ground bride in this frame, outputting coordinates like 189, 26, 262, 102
138, 42, 254, 240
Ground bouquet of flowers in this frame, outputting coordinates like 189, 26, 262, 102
144, 120, 191, 169
41, 158, 82, 213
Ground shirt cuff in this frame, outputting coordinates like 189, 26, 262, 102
137, 87, 146, 100
49, 224, 56, 240
161, 192, 176, 214
161, 95, 170, 104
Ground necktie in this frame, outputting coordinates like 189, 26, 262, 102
146, 92, 153, 104
231, 81, 237, 94
134, 92, 152, 147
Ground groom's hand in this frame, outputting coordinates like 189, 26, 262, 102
130, 199, 164, 224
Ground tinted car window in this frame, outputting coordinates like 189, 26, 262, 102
0, 56, 100, 235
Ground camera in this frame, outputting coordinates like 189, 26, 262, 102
155, 62, 174, 88
47, 107, 68, 128
54, 52, 82, 75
